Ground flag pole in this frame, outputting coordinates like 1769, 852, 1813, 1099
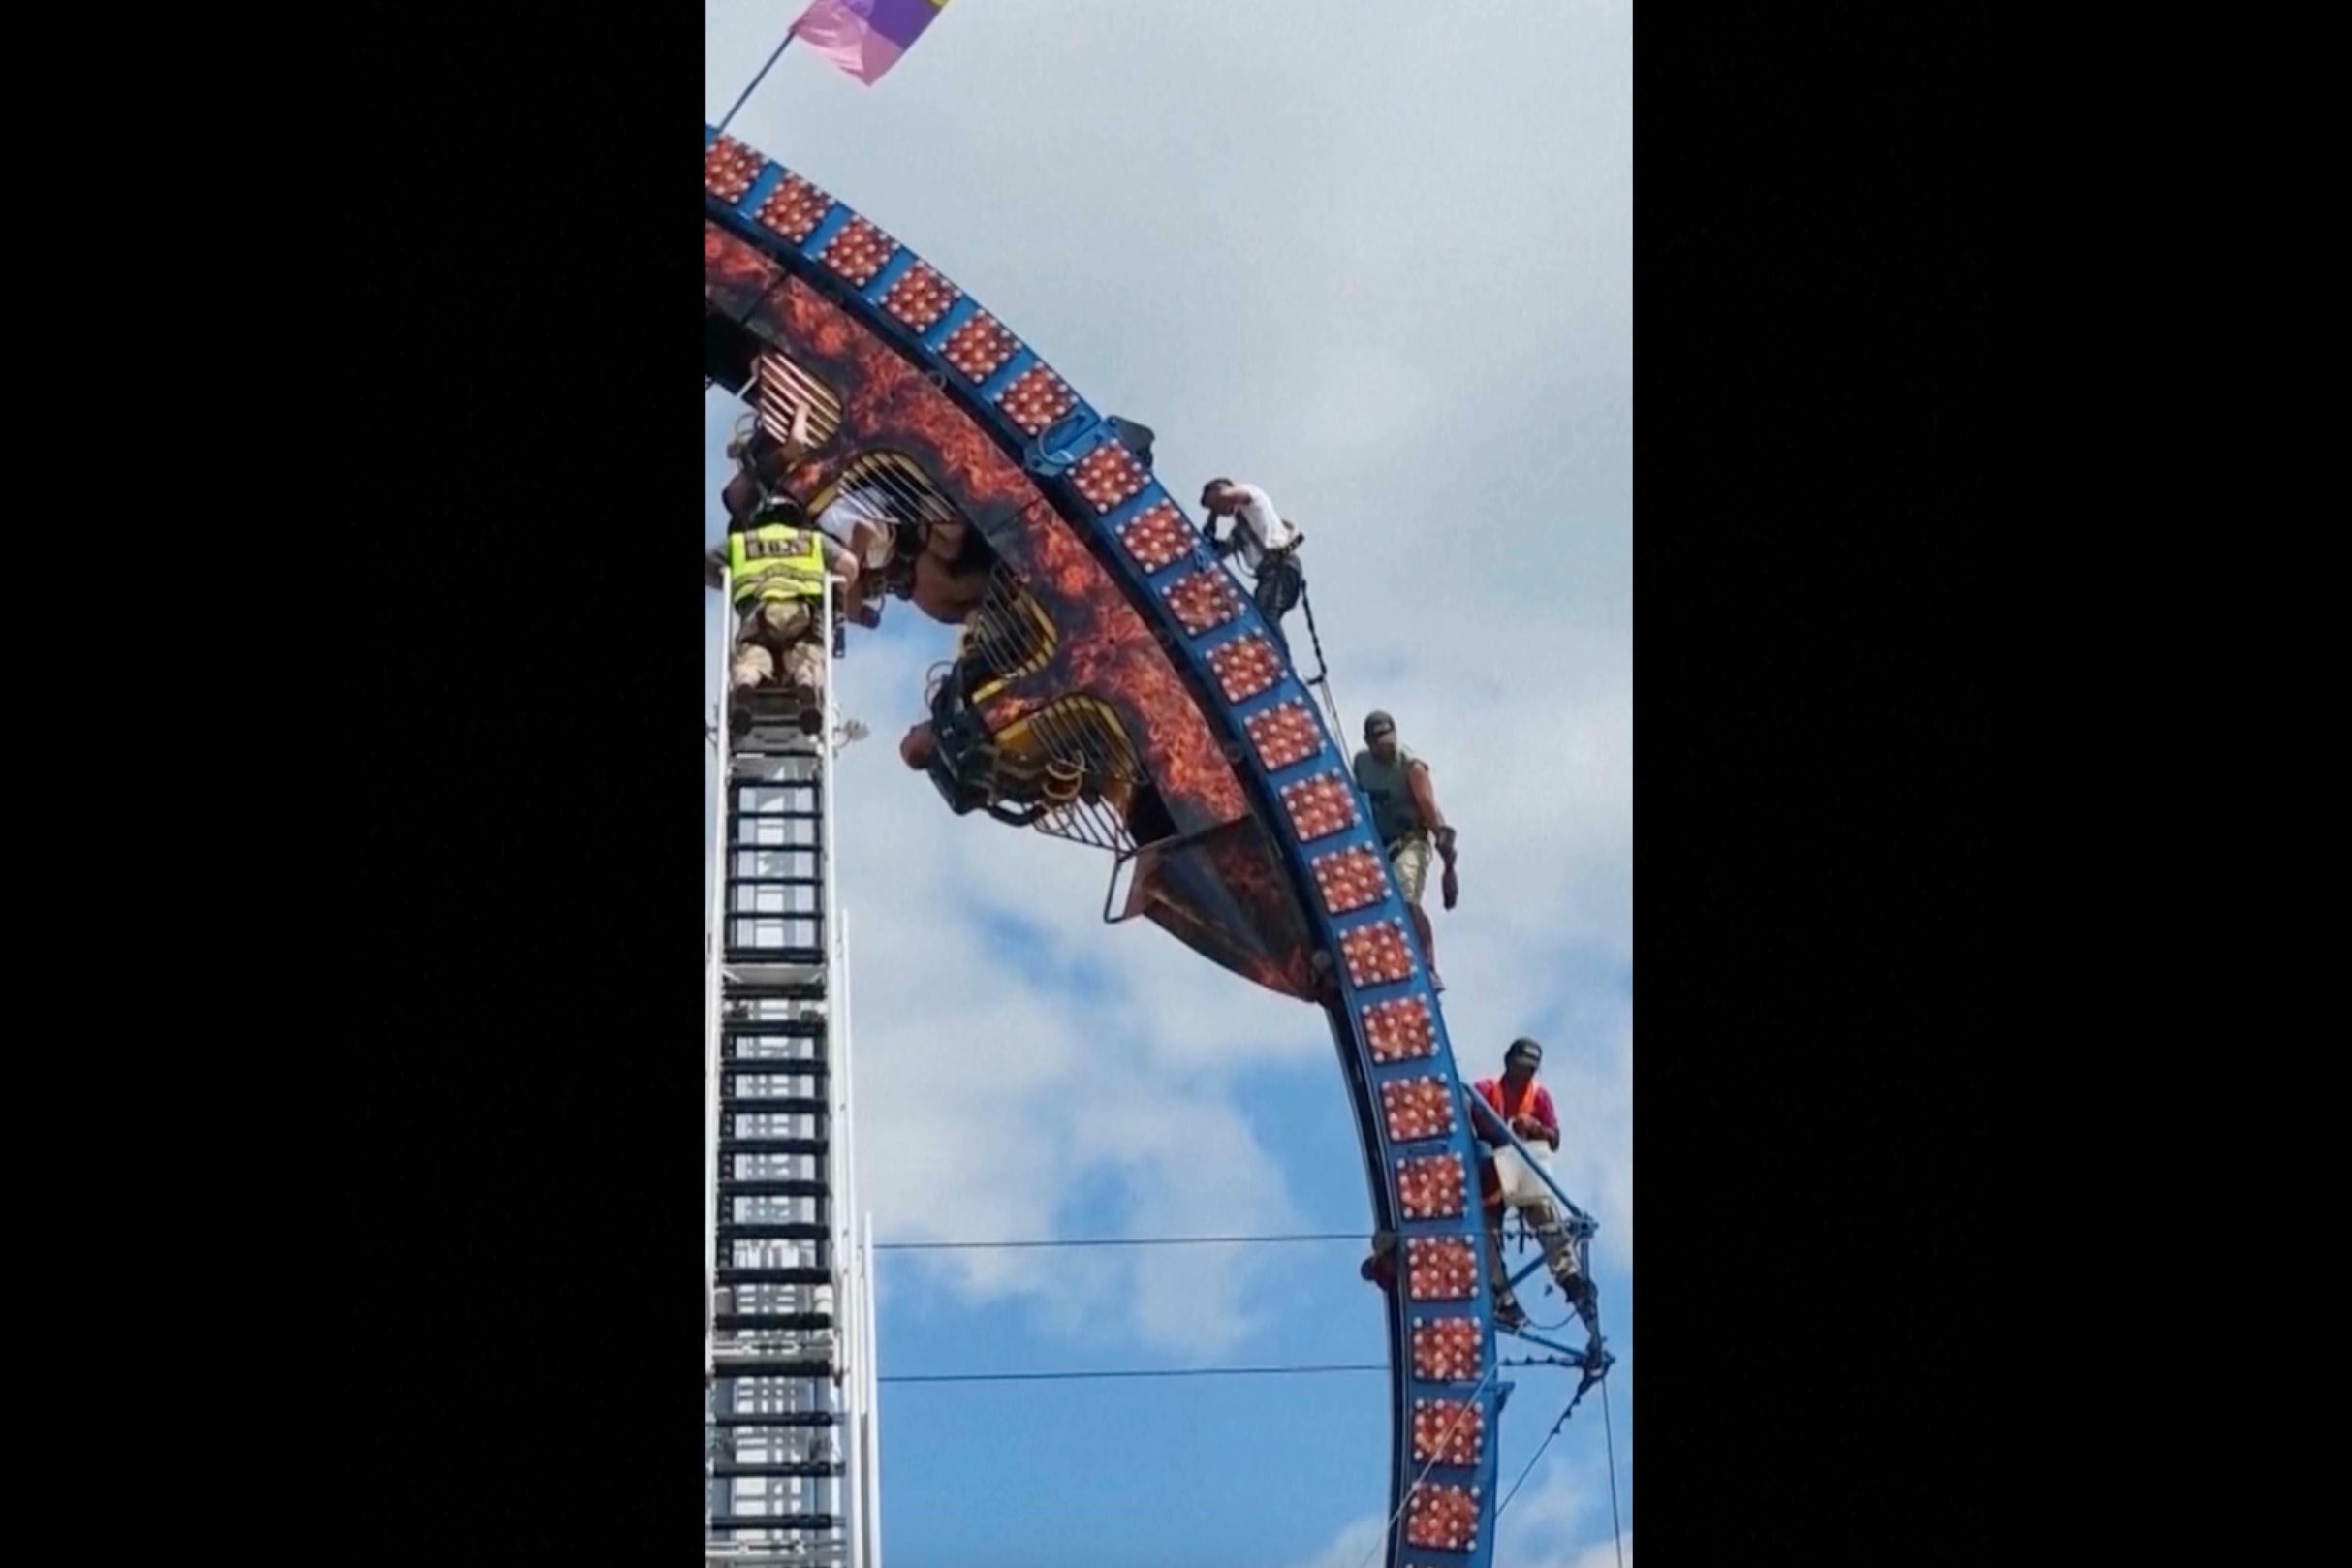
715, 29, 796, 136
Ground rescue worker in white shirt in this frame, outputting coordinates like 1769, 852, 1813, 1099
1198, 478, 1305, 652
704, 493, 860, 736
1351, 710, 1458, 992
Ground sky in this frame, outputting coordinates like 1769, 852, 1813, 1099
704, 3, 1630, 1564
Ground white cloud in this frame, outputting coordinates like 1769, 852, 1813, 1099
1494, 1451, 1632, 1568
1275, 1513, 1388, 1568
1280, 1456, 1631, 1568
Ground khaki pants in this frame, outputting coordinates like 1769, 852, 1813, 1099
1388, 832, 1433, 904
731, 596, 824, 696
1483, 1197, 1594, 1324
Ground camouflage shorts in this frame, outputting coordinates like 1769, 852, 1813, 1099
1387, 833, 1432, 904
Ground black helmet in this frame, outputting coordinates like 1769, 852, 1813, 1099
749, 492, 807, 528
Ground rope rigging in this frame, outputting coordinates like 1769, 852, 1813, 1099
1296, 581, 1348, 738
1493, 1339, 1619, 1526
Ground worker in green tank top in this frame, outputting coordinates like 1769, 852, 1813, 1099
1351, 710, 1458, 991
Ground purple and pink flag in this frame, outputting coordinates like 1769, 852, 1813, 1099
790, 0, 956, 86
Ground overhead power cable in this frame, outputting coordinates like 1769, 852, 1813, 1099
874, 1231, 1361, 1252
878, 1355, 1570, 1388
880, 1362, 1385, 1386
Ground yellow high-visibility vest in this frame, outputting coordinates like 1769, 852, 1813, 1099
727, 524, 827, 606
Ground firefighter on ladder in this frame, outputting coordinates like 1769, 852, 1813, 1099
705, 492, 859, 737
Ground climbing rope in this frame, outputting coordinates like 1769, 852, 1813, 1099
1495, 1384, 1588, 1518
1494, 1339, 1618, 1544
1601, 1370, 1625, 1568
1296, 581, 1347, 738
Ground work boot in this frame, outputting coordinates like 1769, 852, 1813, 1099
1566, 1276, 1600, 1336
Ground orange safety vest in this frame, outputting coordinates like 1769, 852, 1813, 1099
1476, 1077, 1542, 1208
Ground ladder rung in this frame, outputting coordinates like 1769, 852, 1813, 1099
708, 1515, 837, 1531
709, 1411, 841, 1428
716, 1179, 830, 1198
712, 1360, 833, 1380
723, 1096, 828, 1115
718, 1138, 827, 1156
717, 1221, 829, 1241
713, 1312, 833, 1331
723, 949, 828, 966
710, 1462, 844, 1480
722, 1019, 828, 1038
727, 876, 825, 887
716, 1267, 831, 1285
717, 982, 829, 1002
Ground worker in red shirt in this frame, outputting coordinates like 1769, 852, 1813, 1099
1470, 1037, 1599, 1333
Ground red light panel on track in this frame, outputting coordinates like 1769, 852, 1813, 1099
996, 363, 1076, 435
1244, 698, 1324, 772
1411, 1398, 1486, 1469
1312, 846, 1390, 916
755, 173, 832, 245
1162, 568, 1244, 636
1206, 634, 1282, 705
1071, 441, 1149, 513
1405, 1237, 1477, 1301
704, 137, 763, 203
1340, 919, 1416, 988
1381, 1077, 1456, 1145
1115, 500, 1193, 574
818, 216, 895, 288
1405, 1486, 1482, 1553
1280, 770, 1356, 842
881, 262, 958, 331
1396, 1154, 1468, 1220
942, 313, 1019, 381
1412, 1317, 1483, 1383
1364, 996, 1436, 1062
